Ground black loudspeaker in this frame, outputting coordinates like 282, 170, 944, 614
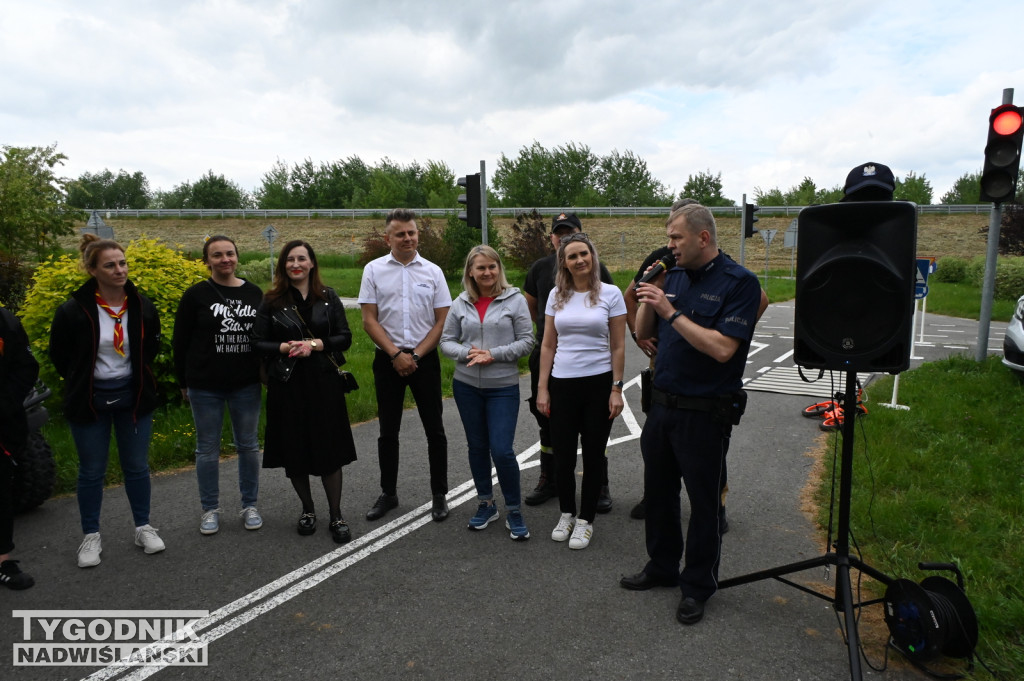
794, 201, 918, 373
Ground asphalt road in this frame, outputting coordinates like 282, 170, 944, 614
3, 302, 1003, 681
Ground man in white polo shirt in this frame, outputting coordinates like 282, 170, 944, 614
358, 209, 453, 522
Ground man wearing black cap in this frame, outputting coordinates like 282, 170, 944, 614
841, 162, 896, 202
523, 212, 615, 510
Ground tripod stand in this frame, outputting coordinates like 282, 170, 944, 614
718, 369, 894, 681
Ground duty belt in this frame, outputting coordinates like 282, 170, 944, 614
651, 388, 718, 412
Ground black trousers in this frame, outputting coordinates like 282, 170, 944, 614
0, 455, 14, 554
526, 345, 551, 448
641, 403, 729, 602
548, 372, 613, 522
372, 349, 448, 497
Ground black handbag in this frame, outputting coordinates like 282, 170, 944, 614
338, 369, 359, 393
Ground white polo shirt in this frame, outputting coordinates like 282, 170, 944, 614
358, 251, 452, 350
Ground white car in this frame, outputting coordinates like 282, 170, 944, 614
1003, 294, 1024, 377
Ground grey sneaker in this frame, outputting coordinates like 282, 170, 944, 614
240, 506, 263, 531
78, 533, 102, 568
134, 525, 166, 554
200, 509, 221, 535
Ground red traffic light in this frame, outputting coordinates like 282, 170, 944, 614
993, 108, 1023, 136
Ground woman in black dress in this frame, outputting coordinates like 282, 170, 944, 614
253, 240, 357, 544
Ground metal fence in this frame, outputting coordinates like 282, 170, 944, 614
84, 204, 996, 220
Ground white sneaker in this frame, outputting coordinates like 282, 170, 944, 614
569, 519, 592, 549
77, 533, 102, 568
134, 525, 166, 554
551, 512, 576, 542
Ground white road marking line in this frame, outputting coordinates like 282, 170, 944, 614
81, 378, 646, 681
773, 349, 794, 363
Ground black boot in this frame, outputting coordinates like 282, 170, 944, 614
524, 451, 557, 506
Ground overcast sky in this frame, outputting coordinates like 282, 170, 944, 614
3, 0, 1023, 203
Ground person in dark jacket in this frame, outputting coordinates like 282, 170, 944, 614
49, 234, 165, 568
0, 305, 38, 589
173, 235, 264, 536
253, 240, 357, 545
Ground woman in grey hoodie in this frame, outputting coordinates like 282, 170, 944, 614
440, 245, 535, 540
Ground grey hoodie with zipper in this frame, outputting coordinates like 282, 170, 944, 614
439, 286, 534, 389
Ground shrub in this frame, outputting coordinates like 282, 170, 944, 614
20, 237, 208, 403
502, 210, 551, 270
994, 257, 1024, 299
0, 249, 31, 311
931, 256, 968, 283
962, 254, 1024, 300
237, 256, 274, 285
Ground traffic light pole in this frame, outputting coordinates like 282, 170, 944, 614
976, 87, 1014, 362
739, 193, 747, 268
479, 160, 488, 246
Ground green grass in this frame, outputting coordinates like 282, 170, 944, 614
816, 356, 1023, 678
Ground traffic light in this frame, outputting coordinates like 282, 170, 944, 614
457, 173, 482, 229
979, 104, 1024, 204
743, 202, 759, 238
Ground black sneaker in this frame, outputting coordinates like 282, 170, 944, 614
366, 493, 399, 521
0, 560, 35, 590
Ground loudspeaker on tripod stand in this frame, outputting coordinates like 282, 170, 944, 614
794, 201, 918, 373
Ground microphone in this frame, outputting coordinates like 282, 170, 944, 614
633, 254, 675, 290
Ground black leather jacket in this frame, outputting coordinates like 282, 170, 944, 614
252, 287, 351, 383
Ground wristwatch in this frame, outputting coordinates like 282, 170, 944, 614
411, 353, 421, 363
310, 340, 318, 350
612, 380, 624, 390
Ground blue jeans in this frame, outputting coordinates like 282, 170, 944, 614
70, 411, 154, 534
188, 384, 262, 511
452, 380, 522, 509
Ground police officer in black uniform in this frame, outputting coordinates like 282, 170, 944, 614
619, 203, 760, 625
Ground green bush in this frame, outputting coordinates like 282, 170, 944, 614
20, 237, 209, 403
0, 249, 31, 311
963, 255, 1024, 300
237, 256, 273, 285
931, 256, 968, 283
994, 257, 1024, 299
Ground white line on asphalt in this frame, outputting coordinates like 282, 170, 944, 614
773, 349, 795, 363
81, 379, 645, 681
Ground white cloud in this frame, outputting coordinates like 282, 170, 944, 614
2, 0, 1023, 200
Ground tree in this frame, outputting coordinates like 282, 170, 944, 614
940, 171, 981, 204
786, 177, 820, 206
422, 160, 458, 209
894, 171, 933, 205
492, 141, 556, 207
254, 159, 293, 209
682, 170, 734, 207
156, 170, 252, 209
491, 141, 599, 207
753, 186, 786, 206
0, 144, 80, 260
594, 149, 671, 206
68, 169, 151, 209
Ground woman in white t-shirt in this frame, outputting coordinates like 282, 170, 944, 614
536, 232, 626, 550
